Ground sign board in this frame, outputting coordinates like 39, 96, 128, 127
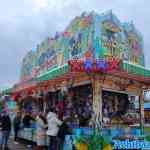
69, 57, 121, 72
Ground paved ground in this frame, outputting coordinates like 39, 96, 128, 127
7, 137, 34, 150
8, 139, 27, 150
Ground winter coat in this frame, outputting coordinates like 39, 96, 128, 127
23, 115, 34, 128
36, 116, 47, 136
36, 116, 47, 146
57, 121, 72, 141
13, 116, 21, 130
46, 112, 62, 136
0, 115, 11, 131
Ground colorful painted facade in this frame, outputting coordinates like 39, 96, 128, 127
21, 11, 145, 81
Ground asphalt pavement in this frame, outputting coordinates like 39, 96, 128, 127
7, 137, 32, 150
8, 140, 26, 150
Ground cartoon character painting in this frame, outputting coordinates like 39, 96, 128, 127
20, 11, 145, 81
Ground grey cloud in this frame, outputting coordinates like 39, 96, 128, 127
0, 0, 150, 88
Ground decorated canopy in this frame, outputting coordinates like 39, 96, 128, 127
20, 10, 147, 83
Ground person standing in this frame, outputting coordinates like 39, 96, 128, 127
46, 108, 62, 150
13, 111, 22, 144
57, 118, 72, 150
23, 112, 35, 128
0, 110, 11, 150
36, 113, 47, 150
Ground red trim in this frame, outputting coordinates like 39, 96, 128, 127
12, 67, 150, 94
108, 70, 150, 84
12, 82, 37, 93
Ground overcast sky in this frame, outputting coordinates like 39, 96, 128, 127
0, 0, 149, 89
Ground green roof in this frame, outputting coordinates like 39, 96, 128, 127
123, 61, 150, 77
37, 64, 69, 81
36, 61, 150, 82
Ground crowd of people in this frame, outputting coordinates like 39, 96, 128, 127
0, 97, 92, 150
0, 108, 72, 150
0, 85, 93, 150
0, 87, 139, 150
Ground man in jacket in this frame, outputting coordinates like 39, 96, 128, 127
46, 108, 62, 150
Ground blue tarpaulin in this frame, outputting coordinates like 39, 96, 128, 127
144, 102, 150, 110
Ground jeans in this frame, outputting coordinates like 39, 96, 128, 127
48, 136, 57, 150
14, 128, 19, 141
0, 131, 2, 145
1, 131, 10, 147
57, 138, 64, 150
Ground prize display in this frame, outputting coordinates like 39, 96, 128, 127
102, 91, 139, 125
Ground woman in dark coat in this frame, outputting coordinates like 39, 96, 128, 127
57, 118, 72, 150
0, 111, 11, 150
13, 111, 22, 143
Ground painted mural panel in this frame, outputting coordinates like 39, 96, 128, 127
20, 11, 145, 81
123, 23, 145, 66
93, 11, 144, 66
